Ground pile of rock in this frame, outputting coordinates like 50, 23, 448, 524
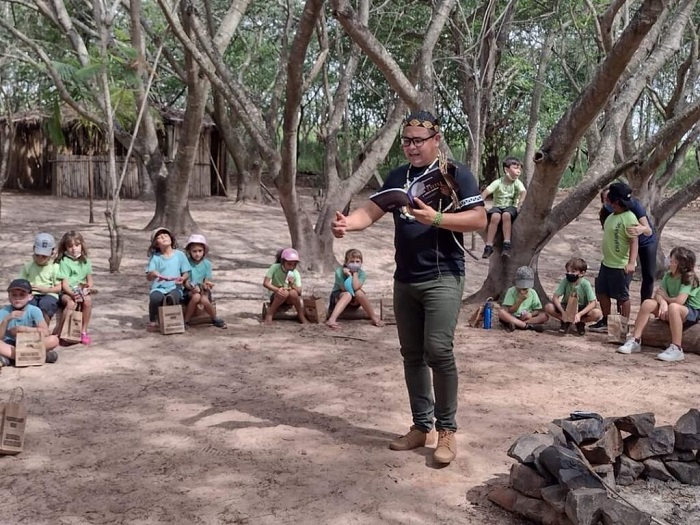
488, 409, 700, 525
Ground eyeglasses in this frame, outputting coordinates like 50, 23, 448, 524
400, 134, 436, 148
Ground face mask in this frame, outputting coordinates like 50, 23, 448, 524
565, 273, 579, 283
604, 204, 613, 213
346, 262, 362, 272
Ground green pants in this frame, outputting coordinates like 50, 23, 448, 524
394, 274, 464, 432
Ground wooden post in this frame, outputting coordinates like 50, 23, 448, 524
88, 155, 95, 223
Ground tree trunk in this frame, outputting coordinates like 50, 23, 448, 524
641, 319, 700, 355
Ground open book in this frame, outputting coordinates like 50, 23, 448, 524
370, 165, 458, 213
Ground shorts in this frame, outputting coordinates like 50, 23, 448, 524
328, 289, 360, 313
30, 294, 59, 318
685, 306, 700, 325
487, 206, 518, 220
595, 264, 632, 302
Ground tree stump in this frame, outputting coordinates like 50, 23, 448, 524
641, 319, 700, 355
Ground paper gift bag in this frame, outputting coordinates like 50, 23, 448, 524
60, 306, 83, 344
1, 388, 27, 454
159, 297, 185, 335
607, 314, 628, 343
380, 297, 396, 324
562, 293, 579, 323
303, 296, 327, 324
468, 306, 484, 328
14, 332, 46, 367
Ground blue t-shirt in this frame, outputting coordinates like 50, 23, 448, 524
188, 258, 213, 286
146, 250, 192, 295
626, 199, 656, 247
0, 304, 44, 345
382, 160, 484, 282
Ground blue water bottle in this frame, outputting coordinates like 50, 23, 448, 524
483, 298, 493, 330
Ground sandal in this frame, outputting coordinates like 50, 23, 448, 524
212, 318, 227, 329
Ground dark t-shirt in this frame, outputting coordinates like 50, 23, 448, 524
382, 160, 484, 283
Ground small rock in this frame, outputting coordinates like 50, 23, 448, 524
642, 458, 676, 482
661, 449, 696, 462
509, 463, 549, 499
665, 461, 700, 485
545, 422, 569, 447
533, 444, 558, 483
539, 445, 604, 490
541, 485, 568, 514
508, 433, 555, 464
556, 417, 605, 445
674, 408, 700, 451
593, 464, 616, 491
600, 498, 652, 525
565, 488, 608, 525
614, 413, 655, 437
580, 421, 623, 464
488, 485, 517, 511
614, 454, 644, 486
624, 425, 675, 461
488, 485, 555, 524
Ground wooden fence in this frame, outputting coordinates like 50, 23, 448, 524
51, 155, 212, 199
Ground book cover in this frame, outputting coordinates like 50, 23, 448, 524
370, 165, 458, 213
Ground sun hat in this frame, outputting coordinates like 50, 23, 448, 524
281, 248, 300, 262
150, 227, 173, 244
185, 234, 209, 255
7, 279, 32, 294
34, 232, 56, 256
607, 182, 633, 207
514, 266, 535, 289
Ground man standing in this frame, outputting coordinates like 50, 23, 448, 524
331, 111, 486, 465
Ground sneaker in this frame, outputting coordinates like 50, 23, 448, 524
559, 321, 571, 334
526, 323, 544, 333
80, 332, 91, 345
433, 430, 457, 464
0, 355, 11, 367
617, 337, 641, 354
481, 245, 494, 259
389, 426, 431, 451
45, 350, 59, 364
502, 242, 512, 258
589, 319, 608, 333
575, 322, 586, 336
656, 344, 684, 362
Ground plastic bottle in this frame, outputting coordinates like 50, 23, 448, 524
483, 298, 493, 329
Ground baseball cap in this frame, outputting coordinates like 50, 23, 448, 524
34, 232, 56, 256
7, 279, 32, 294
281, 248, 300, 262
514, 266, 535, 289
607, 182, 633, 207
150, 227, 173, 244
185, 234, 208, 254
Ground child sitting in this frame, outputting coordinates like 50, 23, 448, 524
146, 227, 191, 332
325, 248, 383, 329
183, 234, 226, 329
20, 232, 61, 325
498, 266, 548, 332
56, 231, 94, 345
481, 156, 526, 258
544, 257, 603, 335
263, 248, 308, 324
618, 246, 700, 362
0, 279, 59, 366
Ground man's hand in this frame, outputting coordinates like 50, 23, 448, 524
407, 198, 437, 225
331, 211, 348, 238
626, 224, 645, 237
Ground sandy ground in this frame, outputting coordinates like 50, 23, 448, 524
1, 191, 699, 525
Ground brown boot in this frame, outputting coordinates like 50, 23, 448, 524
389, 426, 431, 451
433, 430, 457, 464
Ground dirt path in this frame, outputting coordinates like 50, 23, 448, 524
1, 193, 698, 524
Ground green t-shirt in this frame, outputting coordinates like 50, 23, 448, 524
188, 258, 213, 286
502, 286, 543, 316
485, 177, 526, 208
554, 277, 596, 307
661, 272, 700, 309
602, 211, 638, 269
265, 263, 302, 289
19, 261, 61, 298
57, 257, 93, 288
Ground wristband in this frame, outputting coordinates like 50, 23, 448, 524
432, 211, 443, 227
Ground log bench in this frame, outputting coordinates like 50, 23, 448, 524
641, 319, 700, 355
261, 298, 393, 323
